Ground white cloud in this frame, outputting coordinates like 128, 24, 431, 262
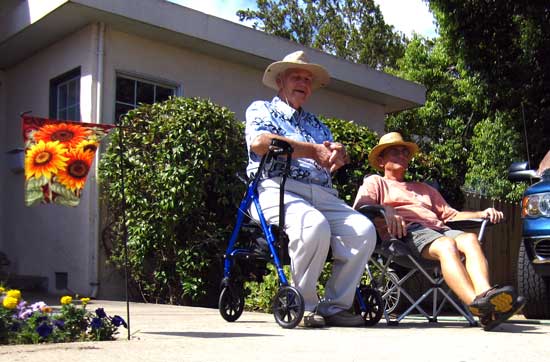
374, 0, 437, 38
168, 0, 437, 38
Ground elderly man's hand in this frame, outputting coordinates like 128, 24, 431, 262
323, 141, 349, 173
312, 143, 334, 169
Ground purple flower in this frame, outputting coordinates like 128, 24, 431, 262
53, 319, 65, 329
95, 308, 107, 318
90, 317, 102, 329
17, 308, 34, 320
111, 315, 127, 328
30, 301, 46, 311
36, 322, 53, 338
17, 300, 27, 310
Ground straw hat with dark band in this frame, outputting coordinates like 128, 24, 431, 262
368, 132, 419, 171
263, 50, 330, 91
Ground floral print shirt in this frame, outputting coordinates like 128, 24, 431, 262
245, 96, 333, 188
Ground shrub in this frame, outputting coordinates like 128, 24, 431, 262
99, 97, 246, 305
321, 117, 379, 204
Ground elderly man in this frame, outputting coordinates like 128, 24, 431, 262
353, 132, 525, 331
245, 50, 376, 328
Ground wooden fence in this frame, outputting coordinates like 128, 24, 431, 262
462, 195, 523, 286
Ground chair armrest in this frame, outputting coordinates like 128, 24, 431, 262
445, 218, 487, 230
357, 204, 386, 220
445, 218, 492, 243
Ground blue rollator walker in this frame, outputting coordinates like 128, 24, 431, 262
219, 139, 383, 328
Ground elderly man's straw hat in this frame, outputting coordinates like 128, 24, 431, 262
369, 132, 419, 171
263, 50, 330, 91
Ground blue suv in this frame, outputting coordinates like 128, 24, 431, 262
508, 162, 550, 319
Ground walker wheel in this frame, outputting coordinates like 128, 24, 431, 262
219, 285, 244, 322
272, 286, 304, 329
354, 286, 383, 326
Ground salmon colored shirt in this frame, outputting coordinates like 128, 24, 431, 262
353, 175, 458, 231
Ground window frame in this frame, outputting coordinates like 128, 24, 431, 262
49, 67, 81, 121
114, 73, 179, 122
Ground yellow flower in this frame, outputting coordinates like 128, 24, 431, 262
25, 140, 68, 181
0, 287, 5, 294
56, 148, 94, 192
80, 297, 91, 306
6, 289, 21, 300
34, 122, 92, 149
40, 305, 53, 313
2, 296, 18, 309
77, 140, 99, 154
60, 295, 73, 305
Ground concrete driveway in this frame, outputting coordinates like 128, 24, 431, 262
1, 299, 549, 362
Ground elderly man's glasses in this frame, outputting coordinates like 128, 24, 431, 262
383, 146, 411, 158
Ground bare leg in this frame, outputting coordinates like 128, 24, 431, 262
422, 236, 476, 304
454, 233, 491, 295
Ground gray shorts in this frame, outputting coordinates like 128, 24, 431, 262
403, 223, 465, 255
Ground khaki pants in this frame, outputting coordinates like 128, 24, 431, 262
252, 178, 376, 316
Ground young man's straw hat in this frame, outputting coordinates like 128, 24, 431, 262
262, 50, 330, 91
368, 132, 419, 171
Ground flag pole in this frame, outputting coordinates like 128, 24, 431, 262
116, 117, 131, 341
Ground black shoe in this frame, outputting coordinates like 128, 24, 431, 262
479, 295, 526, 331
299, 312, 326, 328
468, 285, 516, 317
324, 310, 364, 327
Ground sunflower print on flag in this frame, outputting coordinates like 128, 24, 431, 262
22, 115, 115, 207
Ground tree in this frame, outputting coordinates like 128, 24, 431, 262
237, 0, 407, 70
464, 113, 525, 201
428, 0, 550, 167
386, 36, 491, 206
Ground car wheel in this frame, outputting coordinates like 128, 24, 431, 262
517, 241, 550, 319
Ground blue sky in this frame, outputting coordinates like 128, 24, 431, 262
168, 0, 437, 38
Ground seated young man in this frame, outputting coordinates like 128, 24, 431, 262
353, 132, 525, 331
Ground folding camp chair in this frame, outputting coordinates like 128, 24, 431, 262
358, 204, 491, 327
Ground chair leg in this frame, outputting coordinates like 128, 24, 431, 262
437, 287, 477, 326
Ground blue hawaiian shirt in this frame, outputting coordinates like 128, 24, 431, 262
245, 96, 333, 188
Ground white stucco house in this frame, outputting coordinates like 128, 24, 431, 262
0, 0, 425, 300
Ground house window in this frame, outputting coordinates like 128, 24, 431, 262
115, 75, 176, 122
50, 67, 81, 121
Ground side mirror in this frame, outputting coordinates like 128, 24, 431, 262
508, 161, 539, 182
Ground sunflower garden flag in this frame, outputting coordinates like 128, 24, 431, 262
22, 115, 115, 207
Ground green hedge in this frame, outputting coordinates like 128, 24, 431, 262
99, 97, 246, 305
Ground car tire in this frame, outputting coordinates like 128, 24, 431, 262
517, 241, 550, 319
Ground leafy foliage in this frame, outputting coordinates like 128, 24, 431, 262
99, 97, 247, 305
237, 0, 407, 69
429, 0, 550, 169
464, 114, 526, 201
